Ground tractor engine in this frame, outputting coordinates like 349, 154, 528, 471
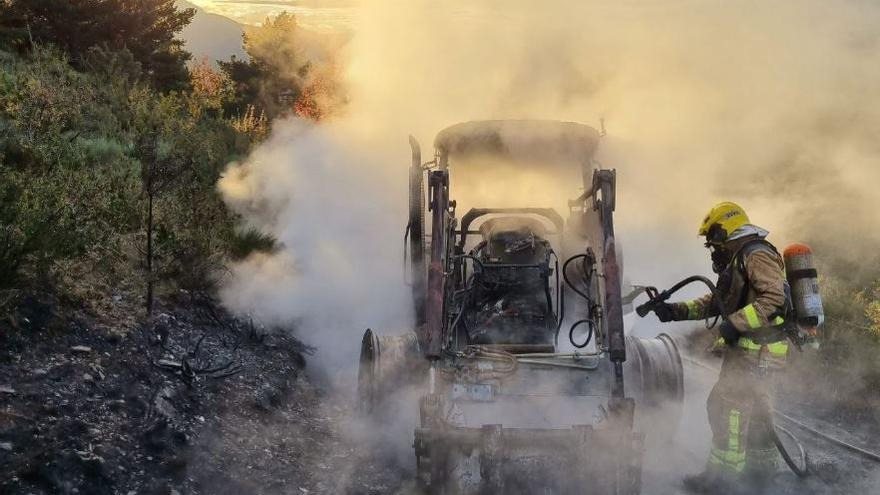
465, 217, 556, 347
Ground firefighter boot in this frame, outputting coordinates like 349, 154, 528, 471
682, 470, 736, 495
743, 470, 776, 494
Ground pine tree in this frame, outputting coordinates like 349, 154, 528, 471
0, 0, 195, 91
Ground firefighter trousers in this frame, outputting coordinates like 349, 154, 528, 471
705, 352, 778, 476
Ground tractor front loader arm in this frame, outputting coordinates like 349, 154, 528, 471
424, 170, 450, 359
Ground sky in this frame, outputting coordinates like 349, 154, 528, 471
187, 0, 356, 29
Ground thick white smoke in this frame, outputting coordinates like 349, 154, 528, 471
219, 120, 411, 381
219, 0, 880, 380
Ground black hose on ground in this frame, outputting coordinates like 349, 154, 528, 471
774, 408, 880, 464
773, 424, 810, 478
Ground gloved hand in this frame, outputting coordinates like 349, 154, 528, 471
653, 302, 676, 322
718, 320, 740, 346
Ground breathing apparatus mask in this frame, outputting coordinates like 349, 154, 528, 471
704, 223, 731, 274
708, 244, 732, 273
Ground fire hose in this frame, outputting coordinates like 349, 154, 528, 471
635, 276, 811, 478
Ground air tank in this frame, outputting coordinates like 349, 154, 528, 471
783, 243, 824, 329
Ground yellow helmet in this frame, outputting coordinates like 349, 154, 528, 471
698, 201, 750, 244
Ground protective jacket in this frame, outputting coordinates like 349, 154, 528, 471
671, 231, 790, 365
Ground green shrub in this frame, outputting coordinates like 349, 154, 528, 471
0, 46, 271, 313
228, 227, 278, 261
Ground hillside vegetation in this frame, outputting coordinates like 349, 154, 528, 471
0, 1, 338, 322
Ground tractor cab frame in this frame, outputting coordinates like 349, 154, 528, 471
359, 120, 683, 495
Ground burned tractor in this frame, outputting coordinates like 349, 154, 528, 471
358, 120, 683, 494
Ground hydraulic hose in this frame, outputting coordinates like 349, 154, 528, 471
562, 254, 593, 302
560, 254, 599, 349
569, 319, 594, 349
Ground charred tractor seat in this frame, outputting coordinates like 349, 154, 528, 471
465, 217, 556, 346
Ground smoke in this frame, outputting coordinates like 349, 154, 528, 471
218, 0, 880, 376
218, 120, 411, 382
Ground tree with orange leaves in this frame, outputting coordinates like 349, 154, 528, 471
218, 12, 344, 122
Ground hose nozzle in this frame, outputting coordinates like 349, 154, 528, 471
635, 286, 667, 317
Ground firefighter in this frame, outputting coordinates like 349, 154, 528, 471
647, 202, 789, 493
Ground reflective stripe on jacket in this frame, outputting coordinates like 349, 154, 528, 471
674, 235, 790, 362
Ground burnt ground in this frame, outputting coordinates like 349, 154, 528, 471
0, 292, 316, 495
2, 293, 878, 495
0, 290, 413, 495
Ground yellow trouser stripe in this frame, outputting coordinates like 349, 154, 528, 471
686, 300, 700, 320
743, 304, 762, 329
767, 341, 789, 356
709, 408, 746, 472
709, 449, 746, 471
728, 409, 741, 452
738, 337, 789, 356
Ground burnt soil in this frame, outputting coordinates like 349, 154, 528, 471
0, 292, 320, 495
